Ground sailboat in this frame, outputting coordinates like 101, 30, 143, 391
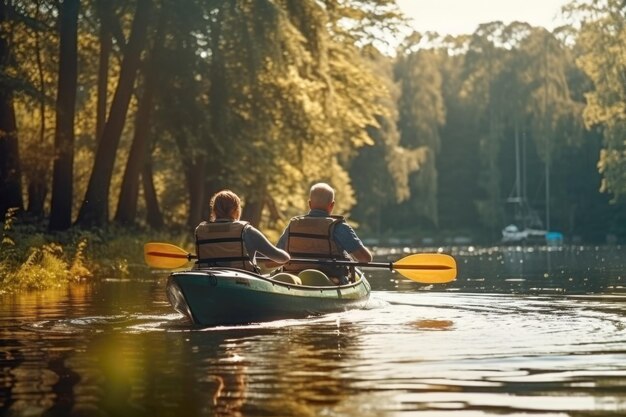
501, 128, 548, 244
501, 206, 547, 243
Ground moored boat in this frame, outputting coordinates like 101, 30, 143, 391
166, 267, 371, 326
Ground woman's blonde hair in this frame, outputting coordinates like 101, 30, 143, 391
209, 190, 241, 221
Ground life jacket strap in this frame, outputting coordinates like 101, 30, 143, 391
196, 237, 243, 245
287, 232, 329, 240
288, 252, 338, 259
197, 256, 251, 263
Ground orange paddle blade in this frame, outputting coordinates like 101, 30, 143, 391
392, 253, 457, 284
144, 242, 192, 269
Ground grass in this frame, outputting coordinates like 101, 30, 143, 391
0, 209, 191, 294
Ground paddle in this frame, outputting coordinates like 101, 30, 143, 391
144, 242, 457, 284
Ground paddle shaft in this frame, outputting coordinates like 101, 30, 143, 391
144, 242, 457, 283
257, 257, 454, 271
144, 248, 453, 271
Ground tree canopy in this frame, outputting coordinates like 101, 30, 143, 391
1, 0, 625, 244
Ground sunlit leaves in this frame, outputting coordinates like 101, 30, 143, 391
566, 0, 626, 195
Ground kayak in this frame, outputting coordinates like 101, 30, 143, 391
166, 267, 371, 326
145, 242, 456, 326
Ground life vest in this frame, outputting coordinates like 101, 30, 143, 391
282, 215, 348, 277
194, 220, 256, 271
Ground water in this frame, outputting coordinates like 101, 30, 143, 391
1, 245, 625, 416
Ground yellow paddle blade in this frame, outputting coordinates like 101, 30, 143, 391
392, 253, 457, 284
144, 242, 192, 269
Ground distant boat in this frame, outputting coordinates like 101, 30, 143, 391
502, 223, 546, 244
501, 194, 548, 244
501, 129, 556, 245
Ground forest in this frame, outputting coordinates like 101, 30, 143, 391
1, 0, 625, 248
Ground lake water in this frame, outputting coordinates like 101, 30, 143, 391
1, 245, 625, 416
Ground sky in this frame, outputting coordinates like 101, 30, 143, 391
396, 0, 568, 36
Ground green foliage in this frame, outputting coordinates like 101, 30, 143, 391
4, 243, 70, 291
1, 209, 89, 292
353, 19, 615, 243
3, 0, 626, 250
566, 0, 626, 197
0, 210, 185, 293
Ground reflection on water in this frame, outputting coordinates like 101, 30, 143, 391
1, 245, 626, 416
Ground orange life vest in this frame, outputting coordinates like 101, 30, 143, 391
194, 220, 256, 271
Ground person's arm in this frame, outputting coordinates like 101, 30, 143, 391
245, 227, 290, 264
334, 222, 373, 263
262, 228, 289, 269
349, 245, 372, 263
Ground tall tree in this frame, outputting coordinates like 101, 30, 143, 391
49, 0, 80, 231
516, 27, 583, 231
460, 22, 510, 238
114, 10, 165, 226
437, 35, 483, 235
349, 52, 400, 234
75, 0, 152, 227
26, 0, 51, 218
95, 0, 113, 143
394, 42, 446, 229
566, 0, 626, 197
142, 158, 163, 228
0, 0, 24, 219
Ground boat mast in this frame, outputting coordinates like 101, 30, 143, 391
515, 124, 522, 208
543, 35, 551, 232
515, 123, 523, 228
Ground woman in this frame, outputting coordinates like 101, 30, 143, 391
195, 190, 290, 272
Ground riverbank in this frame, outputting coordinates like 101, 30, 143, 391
0, 211, 191, 294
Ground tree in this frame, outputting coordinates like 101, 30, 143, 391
349, 53, 401, 235
75, 0, 152, 227
114, 10, 165, 226
94, 0, 113, 143
566, 0, 626, 197
437, 35, 483, 235
26, 0, 53, 218
457, 22, 511, 238
49, 0, 80, 231
0, 0, 24, 219
393, 40, 446, 229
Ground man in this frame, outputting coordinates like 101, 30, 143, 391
276, 182, 372, 284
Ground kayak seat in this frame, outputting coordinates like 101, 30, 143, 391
271, 273, 302, 285
298, 269, 335, 286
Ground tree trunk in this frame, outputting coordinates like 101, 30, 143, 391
172, 128, 208, 229
95, 0, 112, 143
200, 179, 220, 223
142, 160, 163, 229
241, 197, 264, 228
27, 0, 48, 218
242, 183, 266, 228
27, 181, 46, 217
113, 75, 155, 225
0, 95, 23, 220
186, 154, 206, 228
115, 12, 164, 226
49, 0, 80, 231
75, 0, 152, 227
209, 9, 228, 145
0, 1, 24, 219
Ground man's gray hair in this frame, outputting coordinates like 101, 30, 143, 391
309, 182, 335, 207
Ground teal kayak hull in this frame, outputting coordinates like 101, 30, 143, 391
166, 268, 371, 326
